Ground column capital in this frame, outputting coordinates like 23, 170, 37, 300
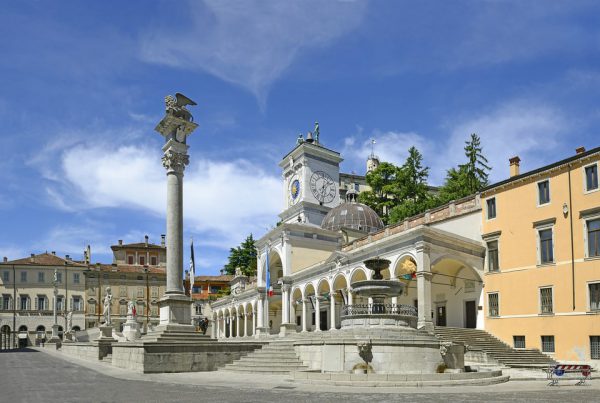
416, 271, 433, 280
257, 293, 265, 301
415, 241, 430, 254
162, 149, 189, 174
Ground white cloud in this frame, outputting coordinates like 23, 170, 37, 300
139, 0, 367, 107
342, 99, 569, 185
55, 142, 281, 249
440, 100, 567, 183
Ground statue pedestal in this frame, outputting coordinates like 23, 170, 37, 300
46, 324, 62, 349
279, 323, 297, 338
63, 332, 74, 343
123, 319, 141, 341
159, 294, 193, 327
98, 325, 115, 340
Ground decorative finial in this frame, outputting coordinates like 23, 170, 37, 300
313, 121, 320, 144
164, 93, 197, 122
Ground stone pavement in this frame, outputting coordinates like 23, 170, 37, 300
0, 348, 598, 403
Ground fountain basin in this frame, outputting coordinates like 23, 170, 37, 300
351, 280, 404, 298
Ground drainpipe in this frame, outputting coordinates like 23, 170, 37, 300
13, 264, 16, 348
568, 163, 576, 311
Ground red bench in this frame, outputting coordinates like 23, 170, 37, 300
544, 364, 592, 386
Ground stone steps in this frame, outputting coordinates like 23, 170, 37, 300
435, 326, 555, 368
221, 341, 308, 374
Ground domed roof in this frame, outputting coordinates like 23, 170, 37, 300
321, 190, 384, 233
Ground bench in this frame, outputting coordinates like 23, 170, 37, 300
544, 364, 592, 386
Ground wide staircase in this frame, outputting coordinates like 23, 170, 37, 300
222, 340, 308, 374
435, 326, 555, 368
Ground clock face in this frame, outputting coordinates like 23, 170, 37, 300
290, 178, 300, 204
310, 171, 337, 204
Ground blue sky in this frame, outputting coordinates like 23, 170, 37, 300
1, 1, 599, 274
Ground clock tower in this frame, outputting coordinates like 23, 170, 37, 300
278, 138, 343, 226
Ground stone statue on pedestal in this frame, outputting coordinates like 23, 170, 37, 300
102, 287, 112, 325
127, 300, 137, 321
66, 311, 73, 333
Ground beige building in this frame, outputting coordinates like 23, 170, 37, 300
0, 252, 87, 347
84, 236, 167, 331
481, 146, 600, 362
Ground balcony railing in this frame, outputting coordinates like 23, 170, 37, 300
341, 304, 417, 317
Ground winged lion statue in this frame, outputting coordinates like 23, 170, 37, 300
164, 93, 197, 122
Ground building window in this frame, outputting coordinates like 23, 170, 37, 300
38, 272, 44, 283
486, 198, 496, 219
151, 276, 157, 282
195, 304, 202, 315
139, 256, 145, 265
591, 336, 600, 359
56, 272, 62, 283
137, 287, 144, 298
585, 164, 598, 192
589, 283, 600, 311
537, 180, 550, 205
73, 296, 82, 311
540, 287, 553, 314
487, 240, 499, 272
151, 256, 157, 266
541, 335, 555, 353
137, 276, 143, 281
88, 302, 95, 314
151, 287, 158, 298
37, 296, 46, 311
119, 286, 127, 297
73, 273, 80, 284
57, 296, 64, 311
103, 274, 108, 280
20, 271, 27, 282
192, 286, 202, 293
488, 293, 499, 317
513, 336, 526, 349
210, 286, 221, 294
587, 218, 600, 258
20, 296, 28, 310
2, 295, 11, 310
539, 228, 554, 264
119, 304, 127, 316
127, 255, 134, 265
2, 271, 9, 282
151, 306, 158, 316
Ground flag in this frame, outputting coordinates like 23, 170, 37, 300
265, 249, 273, 297
402, 272, 417, 280
189, 239, 196, 294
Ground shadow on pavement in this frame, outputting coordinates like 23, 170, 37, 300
0, 347, 39, 353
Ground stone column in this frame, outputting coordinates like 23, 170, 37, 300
281, 285, 290, 324
236, 313, 241, 338
155, 95, 198, 330
416, 242, 434, 332
255, 293, 267, 337
315, 296, 321, 332
301, 299, 307, 332
211, 316, 216, 339
347, 288, 353, 305
329, 293, 336, 331
243, 312, 248, 338
252, 307, 256, 336
228, 316, 233, 338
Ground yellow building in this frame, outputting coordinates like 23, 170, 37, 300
481, 146, 600, 363
84, 236, 167, 331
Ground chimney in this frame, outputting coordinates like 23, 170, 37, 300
3, 257, 7, 263
65, 254, 71, 261
51, 251, 56, 256
145, 235, 149, 247
118, 239, 123, 246
161, 234, 166, 247
576, 146, 586, 154
86, 245, 91, 264
509, 156, 521, 177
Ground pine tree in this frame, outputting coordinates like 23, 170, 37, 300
223, 234, 257, 276
358, 162, 399, 225
389, 146, 431, 223
438, 133, 491, 203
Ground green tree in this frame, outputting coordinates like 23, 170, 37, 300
438, 133, 491, 203
223, 234, 257, 276
389, 146, 432, 223
358, 162, 400, 225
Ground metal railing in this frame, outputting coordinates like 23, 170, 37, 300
341, 304, 417, 317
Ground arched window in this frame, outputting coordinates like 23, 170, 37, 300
18, 325, 27, 332
36, 325, 46, 338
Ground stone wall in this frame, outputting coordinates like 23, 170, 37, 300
60, 342, 102, 361
111, 341, 263, 373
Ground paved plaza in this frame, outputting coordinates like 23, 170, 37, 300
0, 348, 598, 403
